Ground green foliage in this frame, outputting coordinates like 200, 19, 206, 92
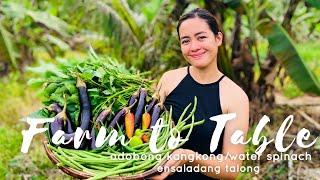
141, 0, 163, 22
0, 1, 75, 70
280, 77, 304, 99
0, 124, 23, 178
258, 20, 320, 95
110, 0, 145, 44
273, 41, 320, 98
0, 72, 48, 178
27, 50, 154, 127
1, 1, 72, 36
0, 21, 17, 69
264, 162, 288, 179
306, 0, 320, 9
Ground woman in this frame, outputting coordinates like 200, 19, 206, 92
151, 8, 249, 179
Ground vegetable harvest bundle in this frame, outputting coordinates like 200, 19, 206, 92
28, 50, 204, 179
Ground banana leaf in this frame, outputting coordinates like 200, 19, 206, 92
306, 0, 320, 9
111, 0, 145, 45
0, 21, 17, 69
27, 11, 71, 37
1, 2, 71, 37
258, 19, 320, 95
95, 1, 140, 46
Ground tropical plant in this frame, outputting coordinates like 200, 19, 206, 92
0, 1, 74, 73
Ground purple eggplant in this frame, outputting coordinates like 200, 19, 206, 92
96, 107, 112, 127
61, 132, 83, 149
60, 129, 88, 149
108, 108, 127, 128
90, 127, 97, 149
49, 116, 64, 137
49, 102, 69, 136
47, 102, 73, 133
128, 88, 140, 106
150, 103, 163, 127
146, 92, 160, 113
90, 107, 112, 149
108, 100, 137, 128
47, 103, 62, 113
77, 77, 91, 131
59, 78, 91, 149
134, 88, 147, 128
65, 119, 74, 133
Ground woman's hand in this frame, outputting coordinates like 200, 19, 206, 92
150, 148, 196, 179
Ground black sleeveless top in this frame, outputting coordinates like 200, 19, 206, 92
164, 66, 225, 180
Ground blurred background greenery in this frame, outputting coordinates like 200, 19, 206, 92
0, 0, 319, 179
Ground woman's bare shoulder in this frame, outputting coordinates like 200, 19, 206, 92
219, 76, 249, 112
157, 67, 188, 101
161, 67, 188, 81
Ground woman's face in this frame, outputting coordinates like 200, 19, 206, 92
178, 17, 222, 69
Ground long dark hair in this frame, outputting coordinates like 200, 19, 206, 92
176, 8, 221, 39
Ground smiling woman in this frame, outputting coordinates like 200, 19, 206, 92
178, 11, 222, 71
151, 8, 249, 180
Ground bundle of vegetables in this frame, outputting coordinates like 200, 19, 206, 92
46, 96, 203, 179
28, 49, 153, 128
28, 50, 204, 179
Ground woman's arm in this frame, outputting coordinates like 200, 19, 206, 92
156, 73, 167, 104
188, 86, 249, 179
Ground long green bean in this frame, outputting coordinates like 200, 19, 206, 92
89, 160, 153, 180
57, 147, 86, 170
